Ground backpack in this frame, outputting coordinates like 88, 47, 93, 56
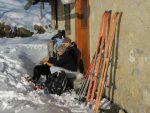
45, 71, 67, 95
51, 30, 65, 40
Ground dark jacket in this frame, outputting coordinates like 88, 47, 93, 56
49, 50, 77, 72
67, 42, 84, 73
67, 42, 78, 64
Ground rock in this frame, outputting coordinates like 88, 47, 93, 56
16, 27, 33, 37
34, 25, 45, 34
3, 25, 12, 38
0, 22, 48, 38
0, 22, 5, 37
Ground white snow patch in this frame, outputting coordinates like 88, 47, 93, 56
0, 0, 52, 32
0, 34, 88, 113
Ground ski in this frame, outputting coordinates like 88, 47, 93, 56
78, 11, 110, 103
85, 12, 106, 103
94, 12, 121, 113
78, 50, 98, 101
89, 11, 111, 106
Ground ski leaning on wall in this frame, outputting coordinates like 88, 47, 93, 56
77, 11, 122, 113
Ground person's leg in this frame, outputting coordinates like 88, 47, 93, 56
32, 65, 50, 81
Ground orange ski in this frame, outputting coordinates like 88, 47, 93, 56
86, 12, 107, 102
89, 11, 111, 106
94, 12, 121, 113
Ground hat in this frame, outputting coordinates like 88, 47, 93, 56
63, 38, 71, 43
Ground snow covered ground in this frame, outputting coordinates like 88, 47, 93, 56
0, 0, 90, 113
0, 0, 51, 32
0, 34, 89, 113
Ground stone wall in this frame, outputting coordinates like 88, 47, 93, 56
0, 23, 47, 38
89, 0, 150, 113
0, 22, 34, 38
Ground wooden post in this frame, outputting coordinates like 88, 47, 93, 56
75, 0, 90, 72
49, 0, 58, 29
64, 4, 71, 35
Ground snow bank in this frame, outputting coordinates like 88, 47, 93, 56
0, 0, 51, 32
0, 34, 88, 113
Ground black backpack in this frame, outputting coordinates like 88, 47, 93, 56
51, 30, 65, 40
45, 71, 67, 95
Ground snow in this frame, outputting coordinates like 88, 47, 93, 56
0, 0, 89, 113
0, 0, 51, 32
0, 34, 90, 113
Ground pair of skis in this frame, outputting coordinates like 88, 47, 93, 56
78, 11, 110, 102
86, 11, 111, 107
77, 11, 122, 113
94, 12, 121, 113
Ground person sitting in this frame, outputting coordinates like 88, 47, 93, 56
62, 38, 84, 73
48, 43, 83, 89
47, 44, 77, 72
31, 44, 77, 83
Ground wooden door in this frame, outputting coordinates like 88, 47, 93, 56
75, 0, 90, 72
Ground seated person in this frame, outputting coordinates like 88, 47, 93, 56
62, 38, 84, 73
48, 43, 83, 89
31, 44, 77, 83
47, 44, 77, 72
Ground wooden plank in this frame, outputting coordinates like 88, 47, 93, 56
75, 0, 90, 72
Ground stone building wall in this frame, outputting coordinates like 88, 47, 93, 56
89, 0, 150, 113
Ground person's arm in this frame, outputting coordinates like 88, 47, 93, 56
40, 57, 49, 64
43, 56, 64, 67
43, 61, 54, 67
51, 58, 64, 67
51, 54, 67, 67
